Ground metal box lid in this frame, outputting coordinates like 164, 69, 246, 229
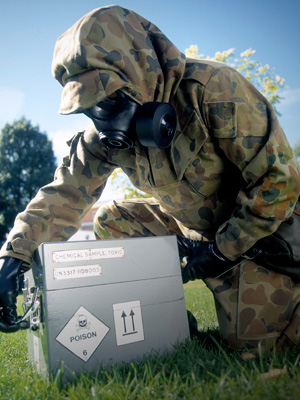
34, 235, 181, 291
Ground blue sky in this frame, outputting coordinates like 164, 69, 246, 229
1, 0, 299, 167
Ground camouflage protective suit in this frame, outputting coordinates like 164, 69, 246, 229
1, 6, 300, 350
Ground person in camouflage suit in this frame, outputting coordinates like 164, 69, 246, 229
1, 5, 300, 349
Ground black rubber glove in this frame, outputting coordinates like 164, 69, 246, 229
246, 235, 300, 279
0, 257, 29, 332
177, 235, 237, 283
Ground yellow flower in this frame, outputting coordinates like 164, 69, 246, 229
222, 48, 235, 57
276, 75, 285, 85
240, 48, 256, 57
185, 45, 201, 60
190, 45, 199, 53
215, 51, 223, 61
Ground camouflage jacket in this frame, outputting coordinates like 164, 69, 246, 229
1, 6, 299, 266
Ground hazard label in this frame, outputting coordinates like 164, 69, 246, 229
113, 300, 144, 346
56, 306, 110, 362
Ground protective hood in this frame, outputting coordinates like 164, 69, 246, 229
52, 5, 186, 114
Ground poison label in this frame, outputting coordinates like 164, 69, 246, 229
113, 300, 144, 346
56, 306, 110, 362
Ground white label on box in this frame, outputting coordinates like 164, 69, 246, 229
113, 300, 144, 346
56, 306, 110, 362
53, 265, 102, 280
52, 247, 124, 263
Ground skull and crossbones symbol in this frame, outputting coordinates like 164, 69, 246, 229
75, 314, 91, 331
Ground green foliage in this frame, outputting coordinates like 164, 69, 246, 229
0, 284, 300, 399
0, 117, 57, 241
185, 46, 287, 115
109, 168, 151, 199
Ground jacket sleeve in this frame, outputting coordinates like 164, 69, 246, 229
202, 65, 300, 260
0, 127, 115, 266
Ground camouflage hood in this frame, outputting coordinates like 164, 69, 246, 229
52, 5, 186, 114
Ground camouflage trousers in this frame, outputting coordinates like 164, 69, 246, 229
94, 198, 300, 352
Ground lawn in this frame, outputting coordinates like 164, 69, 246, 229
0, 281, 299, 399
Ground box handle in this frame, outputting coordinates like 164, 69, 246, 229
22, 278, 40, 330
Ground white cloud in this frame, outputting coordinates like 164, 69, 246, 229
278, 87, 300, 108
48, 117, 88, 163
276, 88, 300, 148
0, 86, 25, 124
49, 128, 73, 163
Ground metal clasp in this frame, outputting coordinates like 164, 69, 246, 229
22, 277, 40, 330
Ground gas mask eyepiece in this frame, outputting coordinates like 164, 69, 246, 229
83, 90, 177, 150
83, 91, 139, 150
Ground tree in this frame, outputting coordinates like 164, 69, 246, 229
110, 47, 288, 198
0, 117, 57, 242
185, 46, 287, 115
109, 168, 151, 199
295, 141, 300, 167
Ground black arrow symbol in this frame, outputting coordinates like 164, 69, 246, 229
130, 309, 135, 331
121, 311, 127, 333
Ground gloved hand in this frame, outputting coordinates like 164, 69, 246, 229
177, 235, 237, 283
0, 257, 29, 332
246, 235, 300, 279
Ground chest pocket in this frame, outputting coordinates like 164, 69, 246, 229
172, 107, 228, 199
203, 101, 267, 171
148, 109, 222, 231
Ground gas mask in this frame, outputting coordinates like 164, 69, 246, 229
83, 91, 177, 150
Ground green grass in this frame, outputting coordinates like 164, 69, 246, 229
0, 282, 300, 399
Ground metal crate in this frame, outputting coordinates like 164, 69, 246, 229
23, 236, 190, 380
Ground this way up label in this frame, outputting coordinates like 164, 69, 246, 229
113, 300, 144, 346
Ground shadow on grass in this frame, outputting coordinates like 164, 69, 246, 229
187, 309, 226, 352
